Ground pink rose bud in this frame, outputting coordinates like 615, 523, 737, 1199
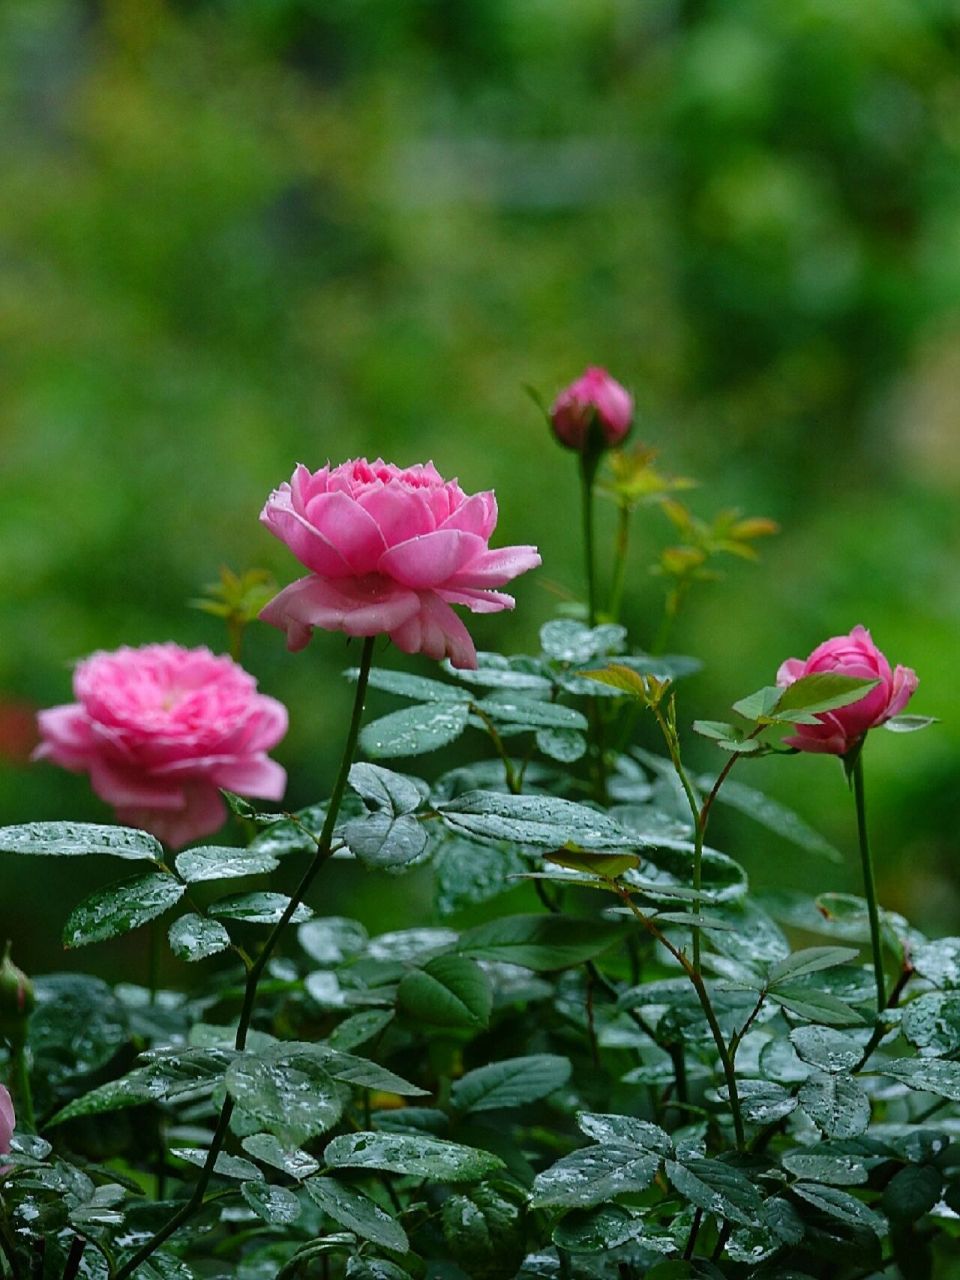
549, 367, 634, 451
776, 625, 918, 756
259, 459, 541, 670
0, 1084, 14, 1160
34, 645, 288, 850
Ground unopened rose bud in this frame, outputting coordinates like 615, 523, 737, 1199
0, 943, 34, 1043
549, 367, 633, 452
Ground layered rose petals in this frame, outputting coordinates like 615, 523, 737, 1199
775, 625, 918, 756
550, 367, 634, 451
34, 644, 288, 849
259, 459, 541, 668
0, 1085, 14, 1162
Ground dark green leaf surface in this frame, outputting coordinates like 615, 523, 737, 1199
0, 821, 163, 861
451, 1054, 571, 1112
63, 872, 186, 947
324, 1131, 504, 1181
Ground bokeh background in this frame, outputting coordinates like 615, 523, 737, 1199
2, 0, 958, 973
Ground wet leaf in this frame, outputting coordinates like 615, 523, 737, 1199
63, 873, 186, 948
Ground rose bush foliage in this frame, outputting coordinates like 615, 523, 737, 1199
0, 423, 951, 1280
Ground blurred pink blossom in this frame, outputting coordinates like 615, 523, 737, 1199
34, 645, 287, 848
260, 458, 541, 669
0, 1084, 14, 1164
550, 367, 633, 451
776, 625, 917, 756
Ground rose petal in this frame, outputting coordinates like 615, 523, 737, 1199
444, 545, 542, 589
260, 575, 421, 648
436, 587, 515, 614
389, 592, 478, 669
379, 530, 486, 589
116, 783, 227, 851
301, 491, 387, 575
213, 757, 287, 800
439, 490, 498, 539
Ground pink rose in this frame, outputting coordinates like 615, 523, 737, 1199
0, 1084, 14, 1163
776, 625, 918, 756
34, 644, 287, 849
550, 367, 633, 451
259, 459, 541, 670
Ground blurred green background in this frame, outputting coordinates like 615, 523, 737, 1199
2, 0, 958, 974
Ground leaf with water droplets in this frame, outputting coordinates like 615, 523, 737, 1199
438, 791, 640, 850
666, 1158, 763, 1227
790, 1026, 863, 1074
876, 1057, 960, 1100
341, 811, 427, 870
360, 702, 471, 759
209, 893, 313, 925
398, 954, 492, 1029
798, 1072, 871, 1138
174, 845, 280, 882
171, 1147, 261, 1180
241, 1133, 319, 1179
791, 1182, 885, 1236
532, 1145, 660, 1208
912, 937, 960, 989
168, 913, 232, 962
551, 1204, 647, 1253
63, 872, 186, 948
782, 1150, 869, 1186
324, 1131, 504, 1182
225, 1050, 348, 1141
241, 1180, 302, 1224
0, 821, 163, 861
306, 1176, 408, 1253
902, 991, 960, 1055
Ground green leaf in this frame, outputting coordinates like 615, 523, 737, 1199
773, 674, 879, 719
241, 1180, 301, 1225
442, 1186, 524, 1276
768, 986, 866, 1027
345, 1261, 412, 1280
225, 1050, 348, 1140
532, 1145, 660, 1208
729, 1080, 798, 1125
63, 872, 186, 948
348, 762, 428, 815
791, 1182, 885, 1236
901, 991, 960, 1055
540, 619, 627, 663
209, 893, 313, 924
445, 652, 552, 691
341, 812, 427, 870
171, 1147, 261, 1180
695, 777, 841, 862
581, 664, 649, 698
299, 917, 369, 966
0, 821, 163, 861
798, 1072, 871, 1137
876, 1057, 960, 1100
451, 1054, 571, 1113
360, 702, 471, 759
912, 937, 960, 989
577, 1112, 673, 1153
768, 947, 861, 986
50, 1047, 233, 1124
324, 1131, 504, 1182
327, 1009, 393, 1052
552, 1204, 647, 1253
781, 1150, 868, 1186
666, 1158, 762, 1227
790, 1026, 863, 1074
474, 696, 587, 731
535, 727, 587, 762
457, 913, 626, 970
347, 666, 470, 703
434, 837, 527, 916
438, 790, 638, 849
397, 954, 492, 1029
732, 687, 783, 721
883, 715, 938, 733
320, 1048, 427, 1096
174, 845, 280, 882
241, 1133, 319, 1179
306, 1176, 409, 1253
167, 913, 232, 962
881, 1164, 942, 1220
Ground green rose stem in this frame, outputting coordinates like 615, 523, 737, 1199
579, 449, 600, 629
113, 636, 377, 1280
607, 501, 631, 624
613, 884, 745, 1150
851, 749, 886, 1012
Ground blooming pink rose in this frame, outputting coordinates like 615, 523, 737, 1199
550, 367, 633, 451
0, 1085, 14, 1163
776, 625, 918, 756
259, 459, 541, 670
34, 644, 287, 849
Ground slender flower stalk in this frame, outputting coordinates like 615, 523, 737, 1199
607, 502, 632, 624
851, 751, 885, 1012
113, 637, 377, 1280
579, 453, 600, 627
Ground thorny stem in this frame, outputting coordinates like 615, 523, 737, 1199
614, 885, 746, 1150
112, 637, 377, 1280
683, 1208, 703, 1259
852, 752, 886, 1012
